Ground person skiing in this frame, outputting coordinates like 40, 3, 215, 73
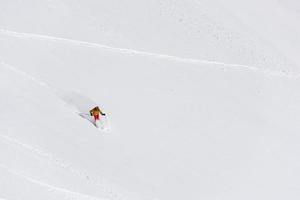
90, 106, 106, 121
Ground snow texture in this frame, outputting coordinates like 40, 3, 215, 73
0, 0, 300, 200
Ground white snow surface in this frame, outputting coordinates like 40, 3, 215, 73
0, 0, 300, 199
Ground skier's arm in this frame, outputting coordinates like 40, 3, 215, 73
100, 110, 106, 116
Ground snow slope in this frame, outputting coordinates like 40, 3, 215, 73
1, 0, 300, 199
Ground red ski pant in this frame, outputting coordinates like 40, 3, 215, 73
94, 114, 100, 121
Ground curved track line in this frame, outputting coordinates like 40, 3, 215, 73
0, 163, 105, 200
0, 61, 80, 117
0, 62, 128, 200
0, 28, 297, 78
0, 133, 126, 200
0, 61, 53, 91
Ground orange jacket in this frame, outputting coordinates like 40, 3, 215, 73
90, 106, 105, 116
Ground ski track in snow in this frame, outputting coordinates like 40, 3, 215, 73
0, 133, 126, 200
0, 61, 79, 119
0, 163, 106, 200
0, 63, 127, 200
0, 28, 298, 200
0, 28, 298, 78
0, 61, 84, 117
0, 61, 54, 91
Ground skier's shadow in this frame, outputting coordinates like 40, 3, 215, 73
56, 90, 109, 130
56, 90, 97, 114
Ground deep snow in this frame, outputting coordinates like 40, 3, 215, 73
0, 0, 300, 200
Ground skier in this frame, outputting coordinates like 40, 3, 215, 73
90, 106, 106, 121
